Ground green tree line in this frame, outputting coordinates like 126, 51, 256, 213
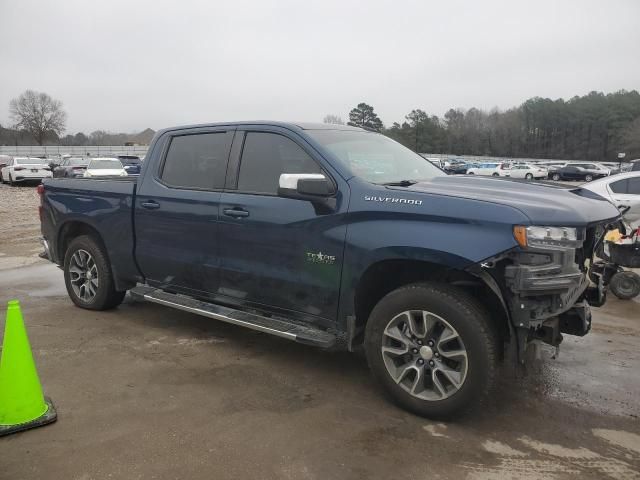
340, 90, 640, 160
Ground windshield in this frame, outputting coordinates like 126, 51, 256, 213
307, 130, 444, 184
120, 158, 141, 165
16, 158, 47, 165
89, 159, 123, 169
68, 158, 89, 166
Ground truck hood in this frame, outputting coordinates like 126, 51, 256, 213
397, 175, 621, 226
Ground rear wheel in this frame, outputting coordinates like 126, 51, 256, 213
525, 173, 533, 180
609, 272, 640, 300
63, 235, 126, 310
492, 172, 499, 177
365, 283, 498, 419
8, 174, 15, 186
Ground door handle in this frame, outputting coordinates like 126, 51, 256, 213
141, 200, 160, 210
223, 208, 249, 218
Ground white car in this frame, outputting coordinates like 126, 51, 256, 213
0, 157, 52, 185
83, 158, 128, 178
466, 162, 511, 177
507, 164, 548, 180
581, 171, 640, 229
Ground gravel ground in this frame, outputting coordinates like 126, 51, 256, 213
0, 183, 43, 269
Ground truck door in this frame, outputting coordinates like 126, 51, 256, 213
134, 127, 235, 295
217, 127, 348, 325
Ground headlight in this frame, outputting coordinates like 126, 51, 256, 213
513, 225, 582, 249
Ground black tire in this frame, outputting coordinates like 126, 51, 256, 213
492, 172, 499, 177
525, 173, 533, 180
8, 174, 15, 186
609, 272, 640, 300
467, 172, 474, 175
585, 174, 593, 182
0, 172, 3, 183
63, 235, 126, 310
551, 173, 561, 181
364, 282, 498, 419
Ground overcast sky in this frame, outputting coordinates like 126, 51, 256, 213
1, 0, 639, 134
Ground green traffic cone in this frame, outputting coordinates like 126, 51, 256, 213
0, 300, 57, 436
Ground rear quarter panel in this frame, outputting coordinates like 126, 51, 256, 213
41, 178, 138, 286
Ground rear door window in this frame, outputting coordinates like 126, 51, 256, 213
627, 177, 640, 195
161, 131, 233, 190
609, 179, 628, 194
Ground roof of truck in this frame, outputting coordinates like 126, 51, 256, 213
157, 121, 365, 135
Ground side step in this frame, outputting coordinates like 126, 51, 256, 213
129, 286, 336, 348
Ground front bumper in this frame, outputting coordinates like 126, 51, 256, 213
503, 246, 596, 331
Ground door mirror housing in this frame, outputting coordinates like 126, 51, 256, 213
278, 173, 336, 211
278, 174, 334, 197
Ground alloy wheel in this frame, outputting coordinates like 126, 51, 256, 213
68, 249, 99, 302
381, 310, 468, 401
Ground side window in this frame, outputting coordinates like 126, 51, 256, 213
237, 132, 321, 195
609, 179, 628, 194
627, 177, 640, 195
160, 132, 232, 189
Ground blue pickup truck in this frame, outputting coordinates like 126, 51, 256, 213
39, 122, 620, 418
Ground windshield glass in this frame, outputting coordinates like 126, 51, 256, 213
89, 159, 122, 169
307, 130, 444, 184
16, 158, 47, 165
68, 158, 89, 166
120, 158, 141, 165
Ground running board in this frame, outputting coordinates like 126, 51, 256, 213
129, 286, 336, 348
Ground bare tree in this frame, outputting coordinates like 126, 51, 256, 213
323, 114, 344, 125
9, 90, 67, 145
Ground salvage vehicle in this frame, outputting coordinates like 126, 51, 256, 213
507, 164, 548, 180
466, 162, 510, 177
83, 158, 128, 178
53, 157, 90, 178
582, 172, 640, 229
39, 122, 621, 418
550, 163, 609, 182
1, 157, 52, 185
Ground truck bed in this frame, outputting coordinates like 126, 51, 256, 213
40, 177, 140, 290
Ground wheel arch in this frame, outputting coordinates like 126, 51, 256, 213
56, 220, 134, 292
350, 258, 510, 354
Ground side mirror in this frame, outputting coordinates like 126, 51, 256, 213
278, 174, 334, 197
278, 174, 336, 211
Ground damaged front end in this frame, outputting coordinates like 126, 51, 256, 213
469, 223, 613, 363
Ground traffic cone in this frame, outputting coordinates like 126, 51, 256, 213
0, 300, 57, 436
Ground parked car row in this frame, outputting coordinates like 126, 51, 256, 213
0, 154, 143, 185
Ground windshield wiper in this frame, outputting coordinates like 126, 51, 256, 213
380, 180, 420, 186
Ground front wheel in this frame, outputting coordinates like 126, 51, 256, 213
584, 174, 593, 182
492, 172, 499, 177
551, 173, 561, 181
365, 283, 498, 419
8, 174, 15, 186
63, 235, 126, 310
525, 173, 533, 180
